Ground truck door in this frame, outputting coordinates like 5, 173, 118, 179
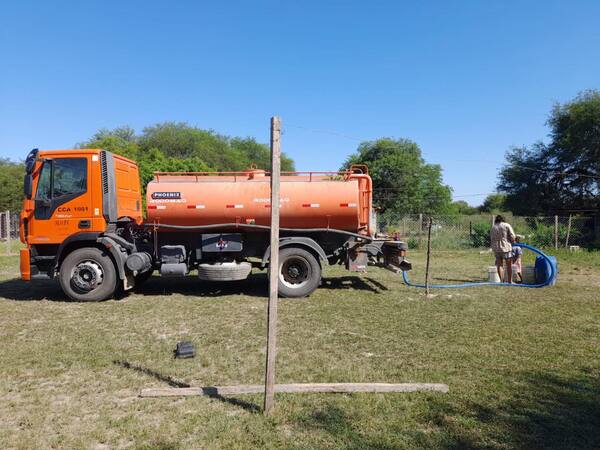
30, 156, 93, 243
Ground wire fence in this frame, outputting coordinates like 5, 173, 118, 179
377, 213, 599, 250
2, 209, 598, 257
0, 211, 20, 255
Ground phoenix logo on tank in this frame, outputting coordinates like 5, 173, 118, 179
151, 192, 181, 199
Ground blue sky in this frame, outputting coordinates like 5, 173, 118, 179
1, 1, 599, 205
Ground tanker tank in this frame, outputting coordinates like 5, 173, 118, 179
146, 168, 373, 235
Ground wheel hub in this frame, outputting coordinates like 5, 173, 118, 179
72, 261, 104, 292
281, 258, 309, 286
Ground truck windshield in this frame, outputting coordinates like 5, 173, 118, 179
35, 158, 87, 201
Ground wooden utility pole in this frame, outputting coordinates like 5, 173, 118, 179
425, 217, 433, 296
264, 116, 281, 415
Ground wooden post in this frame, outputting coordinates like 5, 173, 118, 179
4, 211, 10, 256
425, 217, 433, 296
554, 215, 559, 249
418, 214, 423, 249
264, 116, 281, 415
565, 214, 572, 249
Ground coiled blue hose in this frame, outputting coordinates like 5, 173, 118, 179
401, 243, 556, 289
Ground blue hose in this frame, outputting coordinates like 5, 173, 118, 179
401, 243, 556, 289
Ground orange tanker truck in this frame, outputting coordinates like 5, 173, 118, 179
20, 148, 411, 301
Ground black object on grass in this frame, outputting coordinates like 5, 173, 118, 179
174, 341, 195, 359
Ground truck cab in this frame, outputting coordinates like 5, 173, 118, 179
21, 149, 142, 294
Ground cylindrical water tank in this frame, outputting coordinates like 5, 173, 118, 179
146, 170, 372, 234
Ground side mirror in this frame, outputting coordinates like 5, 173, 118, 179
25, 148, 39, 174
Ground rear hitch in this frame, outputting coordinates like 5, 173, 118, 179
381, 240, 412, 273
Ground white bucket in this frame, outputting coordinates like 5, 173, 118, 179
488, 266, 500, 283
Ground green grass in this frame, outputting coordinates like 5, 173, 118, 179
0, 249, 599, 449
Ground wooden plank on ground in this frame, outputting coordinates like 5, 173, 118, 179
141, 383, 449, 398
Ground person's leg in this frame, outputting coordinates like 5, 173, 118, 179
496, 256, 504, 282
506, 257, 513, 283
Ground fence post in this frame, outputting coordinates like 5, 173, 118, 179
554, 215, 558, 249
4, 211, 10, 256
418, 214, 423, 249
425, 217, 433, 296
565, 215, 572, 248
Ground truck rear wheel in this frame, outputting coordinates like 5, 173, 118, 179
59, 247, 117, 302
277, 247, 321, 298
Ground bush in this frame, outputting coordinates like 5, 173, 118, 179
523, 222, 582, 248
470, 222, 491, 248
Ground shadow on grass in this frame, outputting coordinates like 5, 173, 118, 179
114, 360, 260, 413
0, 275, 269, 301
428, 370, 600, 449
0, 278, 67, 301
114, 360, 191, 388
0, 273, 389, 301
432, 276, 484, 283
321, 276, 388, 293
296, 404, 393, 449
136, 273, 268, 299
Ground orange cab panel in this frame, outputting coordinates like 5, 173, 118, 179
114, 155, 143, 224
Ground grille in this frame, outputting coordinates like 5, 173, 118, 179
100, 151, 108, 194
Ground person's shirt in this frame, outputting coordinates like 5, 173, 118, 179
513, 246, 523, 258
490, 222, 516, 253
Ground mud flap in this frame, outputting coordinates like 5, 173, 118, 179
123, 273, 135, 291
346, 248, 369, 272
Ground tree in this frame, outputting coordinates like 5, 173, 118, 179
451, 200, 479, 215
479, 193, 507, 213
0, 159, 24, 212
138, 122, 295, 171
90, 126, 136, 143
498, 90, 600, 215
79, 122, 296, 199
342, 138, 453, 215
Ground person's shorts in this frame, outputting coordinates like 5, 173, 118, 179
495, 251, 513, 260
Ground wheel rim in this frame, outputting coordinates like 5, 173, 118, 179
279, 256, 311, 289
71, 260, 104, 292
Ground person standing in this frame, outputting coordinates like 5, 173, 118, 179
490, 215, 516, 283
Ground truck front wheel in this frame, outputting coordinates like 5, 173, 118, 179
277, 247, 321, 298
59, 247, 118, 302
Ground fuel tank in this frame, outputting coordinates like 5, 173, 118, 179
146, 168, 372, 234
